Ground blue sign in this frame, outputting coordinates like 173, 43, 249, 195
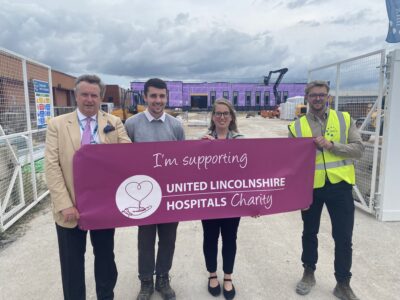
32, 79, 52, 128
32, 80, 50, 93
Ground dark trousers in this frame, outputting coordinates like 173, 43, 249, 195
56, 224, 118, 300
301, 181, 355, 282
202, 217, 241, 274
138, 222, 179, 280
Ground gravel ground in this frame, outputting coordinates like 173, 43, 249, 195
1, 113, 399, 300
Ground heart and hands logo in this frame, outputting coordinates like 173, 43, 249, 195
116, 175, 162, 219
123, 181, 153, 216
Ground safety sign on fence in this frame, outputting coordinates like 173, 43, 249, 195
33, 79, 52, 128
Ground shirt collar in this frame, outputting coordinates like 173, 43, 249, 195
77, 109, 97, 122
144, 109, 166, 122
308, 107, 330, 121
210, 130, 231, 139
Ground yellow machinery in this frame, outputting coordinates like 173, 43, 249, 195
111, 89, 182, 122
355, 106, 384, 142
295, 104, 307, 119
294, 95, 334, 119
112, 89, 145, 123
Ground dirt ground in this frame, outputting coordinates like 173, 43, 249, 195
0, 113, 399, 300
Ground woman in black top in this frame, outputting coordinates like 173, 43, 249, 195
201, 98, 243, 300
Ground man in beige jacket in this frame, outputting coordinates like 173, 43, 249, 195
45, 74, 131, 300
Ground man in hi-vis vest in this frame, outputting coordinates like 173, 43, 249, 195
289, 81, 364, 300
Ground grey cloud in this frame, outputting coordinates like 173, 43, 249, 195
286, 0, 325, 9
325, 36, 385, 52
94, 25, 290, 82
303, 35, 384, 70
175, 13, 190, 25
304, 35, 386, 89
0, 2, 309, 83
297, 20, 320, 27
328, 9, 381, 25
0, 3, 91, 68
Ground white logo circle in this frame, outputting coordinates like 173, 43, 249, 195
116, 175, 162, 219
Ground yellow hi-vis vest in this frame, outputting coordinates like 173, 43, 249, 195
289, 110, 355, 188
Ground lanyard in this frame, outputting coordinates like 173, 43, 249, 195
78, 117, 99, 144
212, 131, 230, 139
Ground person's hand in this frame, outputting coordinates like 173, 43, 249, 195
301, 207, 310, 211
61, 207, 80, 222
202, 134, 215, 140
252, 214, 261, 219
314, 136, 333, 150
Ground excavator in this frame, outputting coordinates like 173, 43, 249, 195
111, 89, 182, 122
263, 67, 288, 105
261, 68, 288, 118
111, 89, 145, 123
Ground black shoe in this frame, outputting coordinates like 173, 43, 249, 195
223, 278, 236, 300
208, 276, 221, 296
137, 278, 154, 300
155, 274, 176, 300
333, 280, 359, 300
295, 266, 316, 295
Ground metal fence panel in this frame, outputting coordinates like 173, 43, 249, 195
308, 50, 386, 216
0, 48, 51, 231
54, 106, 75, 116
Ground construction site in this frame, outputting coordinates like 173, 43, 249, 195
0, 47, 400, 300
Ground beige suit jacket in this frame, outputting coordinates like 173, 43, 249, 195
45, 110, 131, 228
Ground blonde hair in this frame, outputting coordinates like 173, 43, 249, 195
208, 98, 238, 132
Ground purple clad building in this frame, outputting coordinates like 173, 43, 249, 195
131, 81, 306, 110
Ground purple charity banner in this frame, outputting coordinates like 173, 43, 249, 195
73, 138, 315, 230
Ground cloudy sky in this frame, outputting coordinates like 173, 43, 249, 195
0, 0, 394, 87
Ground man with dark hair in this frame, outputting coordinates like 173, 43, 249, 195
144, 77, 168, 95
45, 74, 131, 300
289, 80, 364, 300
125, 78, 185, 300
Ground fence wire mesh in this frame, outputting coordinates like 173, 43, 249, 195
0, 48, 51, 231
308, 50, 385, 213
54, 106, 75, 116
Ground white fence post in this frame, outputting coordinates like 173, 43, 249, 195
334, 64, 340, 111
379, 49, 400, 221
0, 48, 51, 231
308, 50, 386, 217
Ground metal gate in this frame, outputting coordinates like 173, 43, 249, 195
308, 50, 387, 216
0, 47, 53, 231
